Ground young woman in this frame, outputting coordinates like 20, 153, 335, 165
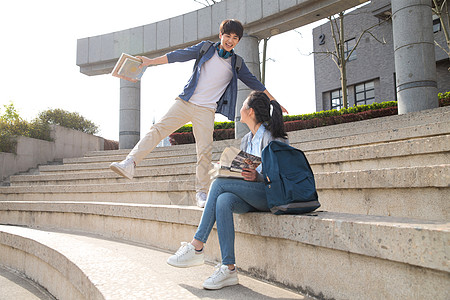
167, 91, 288, 290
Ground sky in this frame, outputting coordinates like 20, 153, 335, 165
0, 0, 326, 141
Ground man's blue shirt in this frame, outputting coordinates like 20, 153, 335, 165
166, 41, 266, 121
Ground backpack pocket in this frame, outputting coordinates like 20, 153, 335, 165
281, 172, 317, 202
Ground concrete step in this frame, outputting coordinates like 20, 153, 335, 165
80, 138, 239, 162
63, 146, 206, 165
12, 132, 448, 186
306, 134, 450, 172
0, 202, 448, 300
82, 106, 450, 158
8, 131, 449, 185
38, 156, 202, 174
287, 105, 450, 145
2, 165, 449, 221
60, 117, 450, 167
10, 165, 196, 186
0, 225, 308, 300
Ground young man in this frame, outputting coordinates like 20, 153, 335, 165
110, 19, 286, 207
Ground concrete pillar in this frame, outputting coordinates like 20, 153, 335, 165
119, 79, 141, 149
392, 0, 438, 114
234, 35, 261, 139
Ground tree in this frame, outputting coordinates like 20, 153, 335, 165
433, 0, 450, 70
193, 0, 221, 7
1, 102, 21, 123
260, 37, 277, 85
314, 11, 388, 109
38, 109, 99, 135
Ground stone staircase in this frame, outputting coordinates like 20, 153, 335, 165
0, 106, 449, 299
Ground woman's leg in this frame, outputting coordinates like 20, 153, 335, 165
195, 178, 268, 265
215, 192, 254, 266
193, 178, 224, 243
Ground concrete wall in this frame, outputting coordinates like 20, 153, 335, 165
0, 125, 104, 182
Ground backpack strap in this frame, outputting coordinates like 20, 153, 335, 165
193, 41, 214, 71
234, 54, 243, 73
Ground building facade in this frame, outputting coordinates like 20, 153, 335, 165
313, 0, 450, 112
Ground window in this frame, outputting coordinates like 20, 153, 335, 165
331, 89, 343, 110
344, 38, 356, 61
433, 14, 441, 33
355, 81, 375, 105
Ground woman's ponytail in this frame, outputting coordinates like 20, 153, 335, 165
246, 91, 287, 139
267, 100, 287, 139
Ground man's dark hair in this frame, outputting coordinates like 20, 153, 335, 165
219, 19, 244, 40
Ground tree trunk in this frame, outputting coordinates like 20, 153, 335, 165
339, 13, 348, 108
261, 38, 268, 85
341, 63, 348, 109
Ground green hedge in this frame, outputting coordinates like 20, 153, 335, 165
439, 92, 450, 106
38, 109, 98, 135
284, 101, 398, 122
174, 94, 450, 134
175, 120, 235, 133
174, 101, 398, 133
170, 106, 398, 145
0, 103, 99, 154
0, 117, 51, 154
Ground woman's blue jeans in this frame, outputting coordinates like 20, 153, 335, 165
194, 177, 269, 265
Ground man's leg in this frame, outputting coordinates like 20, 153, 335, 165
191, 104, 215, 195
111, 99, 193, 179
128, 99, 192, 164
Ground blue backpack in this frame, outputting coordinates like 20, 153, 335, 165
262, 141, 320, 215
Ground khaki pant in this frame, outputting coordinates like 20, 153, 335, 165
128, 99, 215, 194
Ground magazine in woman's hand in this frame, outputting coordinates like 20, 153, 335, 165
209, 146, 261, 179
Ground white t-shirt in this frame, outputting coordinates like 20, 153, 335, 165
189, 51, 233, 109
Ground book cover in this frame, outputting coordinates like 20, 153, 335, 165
111, 53, 147, 82
209, 146, 261, 179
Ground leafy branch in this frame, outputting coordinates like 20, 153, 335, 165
193, 0, 221, 7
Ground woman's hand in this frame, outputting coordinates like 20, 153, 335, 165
242, 168, 258, 181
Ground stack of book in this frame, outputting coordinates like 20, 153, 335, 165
111, 53, 147, 82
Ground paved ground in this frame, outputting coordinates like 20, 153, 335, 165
0, 227, 314, 300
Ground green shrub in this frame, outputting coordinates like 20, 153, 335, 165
0, 126, 17, 153
175, 124, 193, 133
174, 101, 399, 133
0, 103, 99, 153
175, 121, 236, 133
438, 91, 450, 106
214, 121, 235, 130
283, 101, 398, 122
438, 91, 450, 99
0, 105, 53, 153
38, 109, 99, 135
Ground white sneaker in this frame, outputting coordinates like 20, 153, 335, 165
196, 192, 207, 208
203, 264, 239, 290
110, 157, 135, 179
167, 242, 204, 268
